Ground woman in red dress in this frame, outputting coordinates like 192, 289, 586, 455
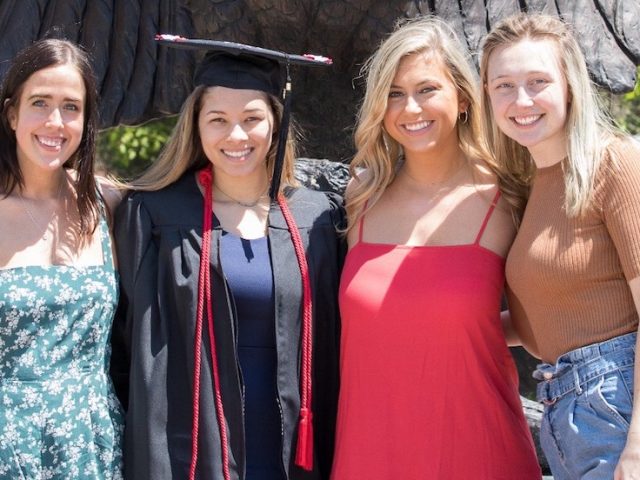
331, 16, 541, 479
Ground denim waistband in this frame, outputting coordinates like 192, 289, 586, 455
535, 332, 636, 405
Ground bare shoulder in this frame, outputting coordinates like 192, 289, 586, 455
467, 159, 518, 257
96, 175, 125, 213
480, 193, 517, 258
344, 167, 371, 202
469, 157, 497, 185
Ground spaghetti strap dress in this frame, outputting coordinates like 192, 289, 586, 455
331, 191, 541, 480
0, 216, 124, 479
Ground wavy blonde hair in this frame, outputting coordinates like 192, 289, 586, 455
129, 85, 297, 192
346, 15, 516, 232
480, 13, 620, 217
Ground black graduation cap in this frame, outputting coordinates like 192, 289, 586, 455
156, 35, 332, 199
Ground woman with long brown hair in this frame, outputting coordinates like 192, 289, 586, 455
0, 38, 123, 479
112, 39, 343, 480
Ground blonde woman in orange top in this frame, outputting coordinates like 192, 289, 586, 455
482, 13, 640, 480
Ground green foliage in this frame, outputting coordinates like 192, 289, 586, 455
96, 66, 640, 178
615, 66, 640, 135
97, 116, 177, 179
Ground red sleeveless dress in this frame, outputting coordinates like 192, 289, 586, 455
331, 191, 541, 480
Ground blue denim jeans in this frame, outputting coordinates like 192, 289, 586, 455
535, 332, 636, 480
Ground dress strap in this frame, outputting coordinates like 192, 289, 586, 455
98, 217, 115, 269
474, 189, 501, 245
98, 205, 116, 270
357, 200, 369, 243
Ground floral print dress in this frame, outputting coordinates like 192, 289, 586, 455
0, 218, 124, 479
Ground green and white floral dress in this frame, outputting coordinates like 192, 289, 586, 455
0, 217, 124, 479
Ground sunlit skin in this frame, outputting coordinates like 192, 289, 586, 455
7, 63, 85, 178
349, 50, 515, 255
198, 86, 274, 188
383, 52, 467, 164
0, 61, 122, 269
486, 39, 570, 167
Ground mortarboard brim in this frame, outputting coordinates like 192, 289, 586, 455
156, 35, 332, 68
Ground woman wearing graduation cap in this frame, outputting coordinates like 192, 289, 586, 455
111, 38, 343, 480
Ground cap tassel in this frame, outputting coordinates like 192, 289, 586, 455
269, 72, 292, 200
277, 194, 314, 471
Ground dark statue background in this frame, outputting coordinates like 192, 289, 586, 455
0, 0, 638, 163
1, 2, 639, 473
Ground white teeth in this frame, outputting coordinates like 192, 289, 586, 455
513, 115, 541, 126
223, 148, 251, 158
37, 136, 64, 147
404, 120, 432, 131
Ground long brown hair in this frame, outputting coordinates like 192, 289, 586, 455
0, 38, 101, 234
129, 86, 298, 192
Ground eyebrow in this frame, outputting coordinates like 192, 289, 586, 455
489, 70, 550, 82
27, 93, 83, 103
389, 79, 439, 89
203, 107, 265, 115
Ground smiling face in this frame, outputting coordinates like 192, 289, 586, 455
486, 38, 569, 166
198, 86, 275, 182
383, 51, 466, 162
7, 63, 85, 174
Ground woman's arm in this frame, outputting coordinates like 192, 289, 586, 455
614, 276, 640, 479
500, 310, 521, 347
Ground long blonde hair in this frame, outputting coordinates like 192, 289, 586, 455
480, 13, 620, 217
346, 15, 516, 232
129, 85, 297, 192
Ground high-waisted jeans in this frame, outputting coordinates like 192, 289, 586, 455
535, 332, 636, 480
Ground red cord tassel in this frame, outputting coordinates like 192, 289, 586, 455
295, 407, 314, 470
190, 167, 231, 480
277, 194, 315, 472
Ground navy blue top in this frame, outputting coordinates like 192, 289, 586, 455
220, 231, 285, 480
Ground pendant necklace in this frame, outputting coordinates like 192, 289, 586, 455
18, 177, 65, 241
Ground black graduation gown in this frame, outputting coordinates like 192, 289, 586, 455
111, 172, 344, 480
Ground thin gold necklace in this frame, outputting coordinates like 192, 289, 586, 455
214, 183, 269, 208
400, 158, 467, 188
18, 177, 65, 241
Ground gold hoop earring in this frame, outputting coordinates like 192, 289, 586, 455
458, 111, 468, 124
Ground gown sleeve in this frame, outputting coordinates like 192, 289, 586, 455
110, 192, 154, 410
326, 190, 348, 268
310, 190, 346, 478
